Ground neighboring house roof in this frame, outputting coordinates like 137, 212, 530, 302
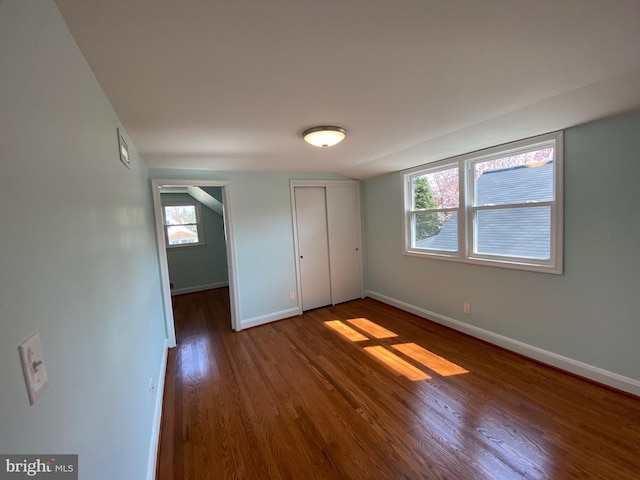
416, 162, 553, 259
168, 226, 198, 239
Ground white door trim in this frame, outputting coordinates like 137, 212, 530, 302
151, 179, 241, 347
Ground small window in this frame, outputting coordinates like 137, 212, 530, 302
162, 203, 204, 248
403, 131, 563, 273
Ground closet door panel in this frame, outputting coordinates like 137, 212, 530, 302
294, 187, 332, 310
326, 185, 363, 304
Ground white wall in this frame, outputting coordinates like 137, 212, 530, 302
0, 1, 167, 478
362, 110, 640, 394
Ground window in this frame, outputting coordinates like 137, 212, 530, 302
410, 164, 460, 252
404, 131, 563, 273
162, 202, 204, 247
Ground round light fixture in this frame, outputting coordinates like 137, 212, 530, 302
302, 126, 346, 148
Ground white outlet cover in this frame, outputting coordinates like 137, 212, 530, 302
19, 332, 49, 405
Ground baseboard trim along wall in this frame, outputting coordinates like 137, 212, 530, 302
366, 290, 640, 397
146, 339, 170, 480
171, 282, 229, 296
241, 307, 300, 330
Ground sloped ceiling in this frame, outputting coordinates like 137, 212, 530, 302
55, 0, 640, 179
160, 186, 224, 215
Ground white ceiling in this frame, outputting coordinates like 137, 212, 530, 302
55, 0, 640, 179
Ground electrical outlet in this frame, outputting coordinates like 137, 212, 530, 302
289, 291, 295, 301
19, 332, 49, 405
149, 378, 156, 401
464, 303, 471, 315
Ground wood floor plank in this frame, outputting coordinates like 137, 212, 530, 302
156, 289, 640, 479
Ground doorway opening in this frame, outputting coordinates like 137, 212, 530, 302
151, 179, 240, 347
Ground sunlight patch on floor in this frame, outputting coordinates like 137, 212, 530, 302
364, 346, 431, 381
324, 317, 469, 382
324, 320, 369, 342
347, 318, 398, 339
392, 343, 469, 376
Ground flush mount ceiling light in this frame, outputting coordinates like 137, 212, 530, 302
302, 126, 346, 148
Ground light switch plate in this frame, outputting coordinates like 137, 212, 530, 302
19, 332, 49, 405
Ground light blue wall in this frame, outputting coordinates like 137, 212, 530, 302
0, 2, 166, 479
362, 111, 640, 383
161, 192, 228, 292
149, 170, 351, 323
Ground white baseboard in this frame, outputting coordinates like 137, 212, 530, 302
146, 338, 170, 480
240, 307, 299, 330
171, 281, 228, 296
366, 290, 640, 397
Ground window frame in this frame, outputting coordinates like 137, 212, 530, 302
403, 131, 563, 274
408, 162, 461, 255
162, 201, 205, 249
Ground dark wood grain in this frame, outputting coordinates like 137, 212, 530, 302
157, 288, 640, 479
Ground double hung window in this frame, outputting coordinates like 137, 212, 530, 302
162, 202, 204, 248
404, 131, 563, 273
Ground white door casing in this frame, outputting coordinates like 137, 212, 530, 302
151, 179, 241, 345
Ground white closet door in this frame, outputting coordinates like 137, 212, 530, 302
326, 185, 363, 304
294, 187, 332, 310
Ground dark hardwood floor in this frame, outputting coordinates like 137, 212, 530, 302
157, 288, 640, 479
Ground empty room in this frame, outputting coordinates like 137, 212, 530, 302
1, 1, 639, 479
